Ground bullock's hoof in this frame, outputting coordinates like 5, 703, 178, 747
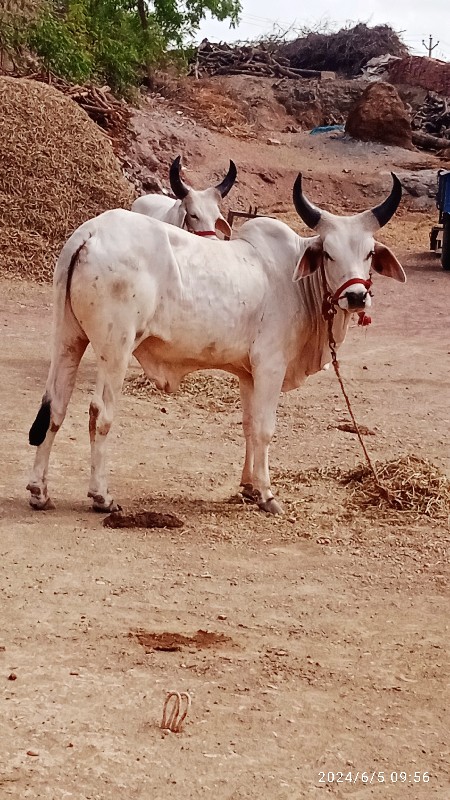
88, 491, 121, 513
29, 496, 55, 510
240, 483, 258, 502
258, 497, 284, 515
27, 483, 55, 510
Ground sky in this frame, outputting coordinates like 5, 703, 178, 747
195, 0, 450, 62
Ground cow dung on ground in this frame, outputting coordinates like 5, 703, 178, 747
0, 76, 134, 283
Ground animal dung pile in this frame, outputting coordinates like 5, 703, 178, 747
342, 455, 450, 518
0, 76, 134, 283
103, 510, 183, 529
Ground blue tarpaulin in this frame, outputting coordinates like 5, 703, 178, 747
309, 124, 345, 135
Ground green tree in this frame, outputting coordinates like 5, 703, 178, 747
3, 0, 241, 92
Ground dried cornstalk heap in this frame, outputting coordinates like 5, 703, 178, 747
279, 23, 409, 75
343, 455, 450, 518
0, 76, 134, 283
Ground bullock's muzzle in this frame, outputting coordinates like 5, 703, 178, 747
344, 289, 369, 312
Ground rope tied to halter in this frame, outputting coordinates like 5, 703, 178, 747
321, 265, 392, 502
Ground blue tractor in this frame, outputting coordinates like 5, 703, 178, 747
430, 169, 450, 270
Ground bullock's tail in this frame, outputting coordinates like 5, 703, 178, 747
29, 229, 89, 446
29, 398, 51, 446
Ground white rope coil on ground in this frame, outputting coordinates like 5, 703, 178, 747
161, 691, 192, 733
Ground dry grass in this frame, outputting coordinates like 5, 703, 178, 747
343, 455, 450, 519
124, 371, 240, 407
152, 74, 256, 139
274, 456, 450, 521
178, 82, 256, 139
0, 76, 134, 283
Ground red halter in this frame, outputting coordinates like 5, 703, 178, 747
193, 230, 217, 237
321, 264, 373, 326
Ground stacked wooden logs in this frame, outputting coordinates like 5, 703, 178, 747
188, 40, 321, 80
412, 92, 450, 140
411, 92, 450, 153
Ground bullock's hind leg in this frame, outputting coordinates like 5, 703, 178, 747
239, 375, 256, 500
250, 366, 285, 515
87, 341, 134, 512
27, 334, 88, 509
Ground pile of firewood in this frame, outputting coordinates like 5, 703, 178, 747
188, 40, 321, 80
412, 92, 450, 140
28, 71, 131, 136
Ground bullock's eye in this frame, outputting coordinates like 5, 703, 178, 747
366, 250, 375, 260
190, 213, 199, 220
323, 251, 334, 262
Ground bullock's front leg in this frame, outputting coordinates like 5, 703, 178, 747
88, 351, 130, 512
251, 367, 285, 515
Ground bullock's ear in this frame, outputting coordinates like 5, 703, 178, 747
293, 240, 323, 281
215, 215, 232, 238
175, 201, 187, 228
372, 242, 406, 282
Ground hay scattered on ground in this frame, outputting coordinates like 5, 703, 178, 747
124, 371, 240, 407
0, 76, 134, 283
274, 456, 450, 520
343, 456, 450, 519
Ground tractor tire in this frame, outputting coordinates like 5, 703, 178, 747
442, 213, 450, 271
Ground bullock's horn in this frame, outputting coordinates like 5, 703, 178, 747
215, 160, 237, 198
292, 173, 321, 229
370, 173, 402, 228
169, 155, 190, 199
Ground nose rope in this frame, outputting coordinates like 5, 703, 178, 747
320, 263, 373, 326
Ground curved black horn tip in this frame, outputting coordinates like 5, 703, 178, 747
216, 159, 238, 198
293, 172, 322, 230
371, 172, 403, 228
169, 155, 189, 200
391, 171, 403, 194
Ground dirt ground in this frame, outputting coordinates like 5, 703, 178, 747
1, 84, 450, 799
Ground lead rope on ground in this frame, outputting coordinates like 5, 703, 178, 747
161, 691, 191, 733
326, 314, 392, 503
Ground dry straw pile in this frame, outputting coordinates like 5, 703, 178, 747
0, 76, 134, 282
343, 455, 450, 519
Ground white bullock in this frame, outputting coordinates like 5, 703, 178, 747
28, 174, 405, 514
131, 155, 236, 238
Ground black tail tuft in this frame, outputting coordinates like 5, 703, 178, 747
29, 399, 51, 446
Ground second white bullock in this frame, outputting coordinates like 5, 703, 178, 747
131, 155, 237, 238
28, 174, 405, 514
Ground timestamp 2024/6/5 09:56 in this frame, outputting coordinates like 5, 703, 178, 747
318, 771, 430, 785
